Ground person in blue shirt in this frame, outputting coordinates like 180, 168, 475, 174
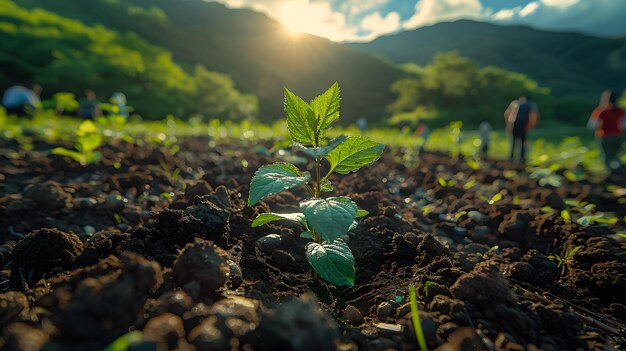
1, 83, 42, 116
504, 95, 539, 163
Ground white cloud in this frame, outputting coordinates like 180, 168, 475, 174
519, 2, 539, 17
489, 0, 625, 36
359, 11, 401, 41
493, 8, 515, 20
540, 0, 580, 8
403, 0, 487, 30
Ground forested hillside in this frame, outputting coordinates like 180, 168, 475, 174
350, 20, 625, 98
13, 0, 402, 123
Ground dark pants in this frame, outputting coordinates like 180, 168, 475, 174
510, 131, 526, 162
600, 135, 624, 172
6, 105, 27, 116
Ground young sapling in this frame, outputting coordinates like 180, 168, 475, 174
247, 82, 384, 286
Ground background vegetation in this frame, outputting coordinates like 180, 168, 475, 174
1, 0, 624, 132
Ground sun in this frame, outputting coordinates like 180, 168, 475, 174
277, 3, 310, 36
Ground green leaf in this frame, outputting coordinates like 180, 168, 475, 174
301, 197, 357, 241
77, 134, 102, 153
356, 209, 369, 217
561, 210, 571, 222
251, 212, 305, 227
102, 331, 143, 351
295, 135, 346, 159
248, 163, 310, 205
305, 240, 355, 286
284, 87, 317, 146
51, 147, 84, 164
310, 82, 340, 136
325, 136, 384, 175
321, 178, 333, 192
438, 177, 447, 187
300, 231, 313, 239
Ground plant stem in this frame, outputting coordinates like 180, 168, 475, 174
315, 156, 321, 198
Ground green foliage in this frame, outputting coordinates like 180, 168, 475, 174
51, 120, 102, 165
16, 0, 400, 123
0, 0, 255, 120
387, 52, 551, 128
102, 331, 143, 351
305, 240, 355, 287
248, 83, 385, 286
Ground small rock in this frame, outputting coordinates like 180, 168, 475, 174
343, 305, 364, 326
155, 291, 193, 316
143, 313, 187, 350
105, 193, 127, 213
22, 181, 71, 210
376, 323, 403, 337
83, 225, 96, 236
467, 211, 488, 224
256, 234, 282, 254
73, 197, 97, 210
227, 260, 243, 289
1, 322, 48, 351
172, 240, 230, 295
377, 301, 397, 321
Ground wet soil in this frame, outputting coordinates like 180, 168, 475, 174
0, 136, 624, 350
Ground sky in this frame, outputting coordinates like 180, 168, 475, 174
213, 0, 626, 42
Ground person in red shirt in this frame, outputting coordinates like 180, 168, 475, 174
587, 90, 625, 172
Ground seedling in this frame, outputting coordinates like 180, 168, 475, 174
248, 83, 384, 287
409, 285, 428, 351
548, 245, 582, 275
437, 177, 457, 187
52, 120, 103, 166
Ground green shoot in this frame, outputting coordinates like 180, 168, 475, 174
248, 83, 384, 286
409, 285, 428, 351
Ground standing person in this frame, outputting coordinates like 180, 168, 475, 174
479, 121, 492, 158
110, 92, 129, 118
587, 90, 625, 173
78, 89, 102, 120
1, 82, 42, 116
504, 95, 539, 163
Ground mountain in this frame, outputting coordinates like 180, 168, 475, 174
14, 0, 403, 123
349, 20, 625, 98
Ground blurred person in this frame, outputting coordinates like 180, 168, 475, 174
110, 91, 129, 118
504, 95, 539, 163
1, 82, 42, 116
587, 90, 625, 173
415, 121, 430, 152
479, 121, 492, 158
78, 89, 102, 120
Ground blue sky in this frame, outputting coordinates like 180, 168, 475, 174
214, 0, 626, 41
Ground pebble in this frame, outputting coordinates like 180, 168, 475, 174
467, 211, 488, 224
376, 301, 397, 321
105, 194, 127, 212
73, 197, 97, 210
255, 234, 282, 254
343, 305, 364, 326
377, 323, 403, 337
83, 225, 96, 236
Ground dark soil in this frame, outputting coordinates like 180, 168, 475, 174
0, 136, 624, 351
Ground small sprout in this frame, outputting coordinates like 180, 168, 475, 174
409, 285, 428, 351
247, 83, 384, 287
561, 210, 571, 222
437, 177, 457, 187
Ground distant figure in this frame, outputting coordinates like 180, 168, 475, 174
504, 95, 539, 163
110, 92, 129, 118
587, 90, 625, 173
479, 121, 492, 158
415, 122, 430, 151
356, 117, 367, 134
1, 83, 42, 116
78, 89, 102, 120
